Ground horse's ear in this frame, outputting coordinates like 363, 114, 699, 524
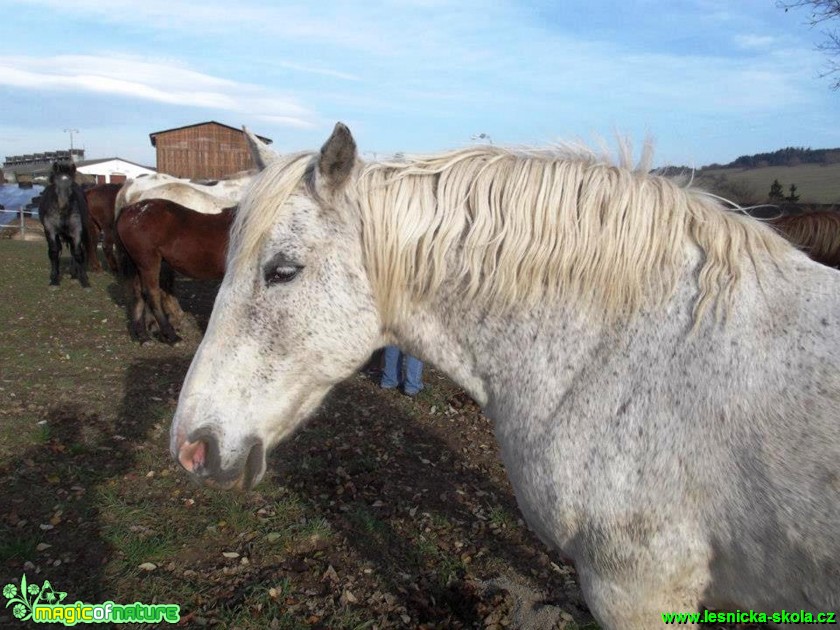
68, 163, 76, 176
52, 162, 60, 173
243, 126, 279, 171
317, 123, 357, 190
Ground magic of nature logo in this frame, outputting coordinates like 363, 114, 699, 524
3, 574, 179, 626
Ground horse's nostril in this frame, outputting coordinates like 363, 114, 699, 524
178, 438, 208, 473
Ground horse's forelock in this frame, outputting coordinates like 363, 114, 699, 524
227, 152, 316, 275
50, 161, 76, 183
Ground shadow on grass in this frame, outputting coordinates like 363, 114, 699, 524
263, 378, 593, 627
0, 355, 193, 623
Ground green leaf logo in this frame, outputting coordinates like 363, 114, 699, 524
3, 575, 63, 622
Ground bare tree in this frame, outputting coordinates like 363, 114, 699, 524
779, 0, 840, 88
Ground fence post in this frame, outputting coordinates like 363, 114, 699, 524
20, 205, 25, 239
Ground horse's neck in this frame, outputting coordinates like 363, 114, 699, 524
390, 257, 705, 418
396, 245, 840, 429
54, 185, 72, 211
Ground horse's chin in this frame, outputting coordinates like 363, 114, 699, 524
194, 467, 265, 491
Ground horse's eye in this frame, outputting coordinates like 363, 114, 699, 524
265, 264, 301, 285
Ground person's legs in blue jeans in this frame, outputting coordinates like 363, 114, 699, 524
402, 354, 424, 396
380, 346, 401, 389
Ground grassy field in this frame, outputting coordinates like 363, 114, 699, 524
698, 162, 840, 204
0, 240, 599, 629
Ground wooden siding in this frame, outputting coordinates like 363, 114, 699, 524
152, 123, 258, 180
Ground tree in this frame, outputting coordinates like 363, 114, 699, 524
698, 174, 759, 206
779, 1, 840, 89
769, 179, 786, 201
786, 183, 801, 202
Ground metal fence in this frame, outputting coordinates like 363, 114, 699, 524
0, 206, 39, 239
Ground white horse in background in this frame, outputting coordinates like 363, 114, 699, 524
114, 171, 252, 218
170, 124, 840, 629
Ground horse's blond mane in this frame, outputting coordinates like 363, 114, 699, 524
358, 145, 792, 324
771, 212, 840, 267
231, 144, 792, 325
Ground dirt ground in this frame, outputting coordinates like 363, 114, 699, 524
0, 240, 761, 629
0, 217, 43, 242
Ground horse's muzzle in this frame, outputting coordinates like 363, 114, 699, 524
174, 429, 265, 490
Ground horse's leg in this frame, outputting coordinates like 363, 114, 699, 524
102, 226, 118, 273
67, 236, 78, 279
128, 274, 152, 343
62, 233, 78, 280
63, 211, 90, 287
47, 231, 61, 286
140, 265, 181, 344
161, 293, 184, 328
71, 233, 90, 288
159, 262, 183, 328
86, 220, 103, 272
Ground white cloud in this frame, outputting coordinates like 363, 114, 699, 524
0, 55, 317, 128
734, 34, 778, 49
9, 0, 399, 55
274, 61, 360, 82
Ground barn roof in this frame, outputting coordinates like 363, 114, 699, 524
148, 121, 273, 147
76, 157, 156, 170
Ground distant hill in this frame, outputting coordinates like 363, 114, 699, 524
657, 147, 840, 205
697, 164, 840, 205
709, 146, 840, 170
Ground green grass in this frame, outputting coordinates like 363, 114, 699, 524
96, 485, 146, 514
0, 534, 39, 563
111, 533, 178, 570
206, 493, 259, 532
326, 610, 378, 630
488, 505, 516, 529
699, 163, 840, 204
349, 505, 391, 538
0, 241, 136, 457
32, 421, 51, 444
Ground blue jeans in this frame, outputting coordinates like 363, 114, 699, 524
380, 346, 424, 395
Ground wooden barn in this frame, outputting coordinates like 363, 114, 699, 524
149, 121, 272, 180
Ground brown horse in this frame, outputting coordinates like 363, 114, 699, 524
115, 198, 234, 344
84, 183, 123, 272
770, 211, 840, 268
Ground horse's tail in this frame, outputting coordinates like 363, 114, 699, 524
113, 183, 129, 221
113, 217, 137, 284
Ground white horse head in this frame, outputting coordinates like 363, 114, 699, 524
171, 124, 382, 489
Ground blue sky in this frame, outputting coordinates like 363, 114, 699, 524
0, 0, 837, 168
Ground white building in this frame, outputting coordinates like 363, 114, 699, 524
75, 158, 156, 184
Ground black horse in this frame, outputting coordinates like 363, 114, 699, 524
38, 162, 90, 287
